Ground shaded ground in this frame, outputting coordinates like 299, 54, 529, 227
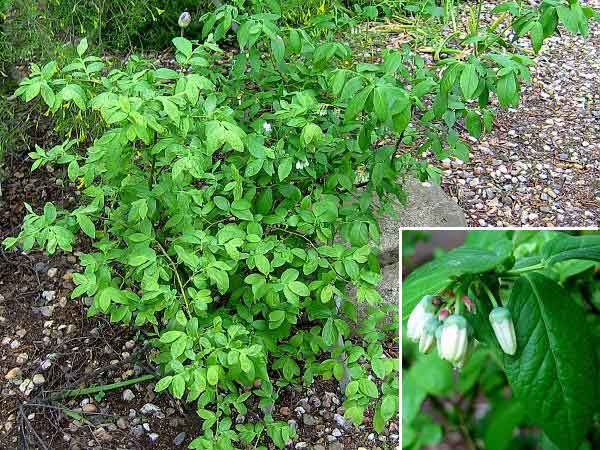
0, 123, 398, 449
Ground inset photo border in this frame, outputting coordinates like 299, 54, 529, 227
400, 228, 600, 450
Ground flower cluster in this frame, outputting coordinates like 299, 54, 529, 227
407, 295, 517, 368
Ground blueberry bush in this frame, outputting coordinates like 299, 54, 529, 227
5, 16, 406, 450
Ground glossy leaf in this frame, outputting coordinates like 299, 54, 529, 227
504, 273, 597, 450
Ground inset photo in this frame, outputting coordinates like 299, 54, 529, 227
401, 229, 600, 450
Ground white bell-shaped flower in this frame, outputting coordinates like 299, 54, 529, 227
489, 307, 517, 355
438, 314, 468, 366
407, 295, 436, 342
419, 317, 440, 354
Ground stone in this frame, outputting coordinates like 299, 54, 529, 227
94, 428, 112, 442
377, 261, 399, 310
82, 404, 97, 413
5, 367, 22, 381
383, 176, 466, 230
116, 418, 128, 430
19, 379, 34, 395
122, 389, 135, 401
174, 431, 186, 446
15, 353, 28, 365
42, 291, 56, 302
32, 374, 45, 385
328, 442, 344, 450
140, 403, 161, 416
302, 414, 317, 426
333, 414, 350, 429
47, 268, 58, 278
38, 306, 54, 317
40, 359, 52, 370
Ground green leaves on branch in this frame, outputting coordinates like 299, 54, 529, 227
505, 273, 597, 450
6, 12, 402, 448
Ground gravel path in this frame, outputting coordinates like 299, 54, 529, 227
431, 16, 600, 227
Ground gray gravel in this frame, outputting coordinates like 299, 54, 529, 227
430, 5, 600, 227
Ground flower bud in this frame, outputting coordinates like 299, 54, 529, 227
489, 307, 517, 355
438, 315, 468, 366
407, 295, 436, 342
462, 295, 475, 312
178, 11, 191, 28
419, 317, 440, 354
438, 307, 450, 321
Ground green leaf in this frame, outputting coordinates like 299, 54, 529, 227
213, 196, 230, 211
465, 110, 482, 138
344, 405, 364, 426
270, 36, 285, 64
402, 247, 508, 319
410, 353, 453, 395
44, 202, 57, 222
269, 310, 286, 329
504, 273, 597, 450
77, 38, 88, 56
160, 330, 184, 343
207, 365, 219, 386
371, 357, 386, 380
373, 87, 388, 122
171, 374, 186, 399
403, 372, 426, 423
160, 98, 180, 124
344, 85, 373, 122
345, 380, 359, 396
207, 267, 229, 294
171, 335, 187, 358
245, 159, 263, 177
239, 353, 253, 373
460, 63, 479, 99
483, 400, 526, 450
530, 21, 545, 53
320, 284, 334, 303
154, 376, 173, 392
96, 287, 121, 313
76, 214, 96, 239
496, 73, 517, 108
557, 5, 579, 34
359, 378, 379, 398
255, 254, 271, 275
380, 395, 397, 422
172, 37, 193, 58
288, 280, 309, 297
322, 318, 337, 347
278, 157, 293, 181
541, 235, 600, 265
